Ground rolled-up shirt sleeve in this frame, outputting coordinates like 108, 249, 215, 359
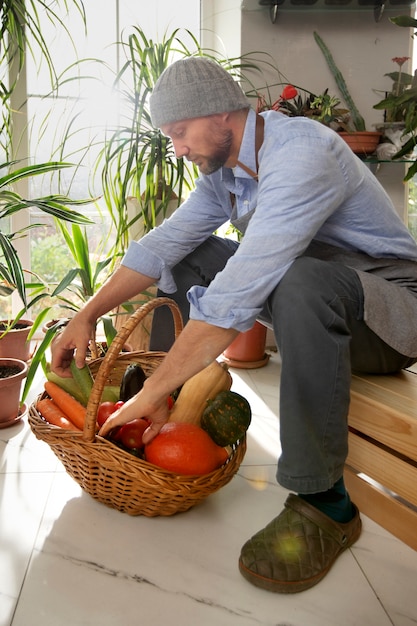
121, 171, 233, 292
122, 240, 177, 292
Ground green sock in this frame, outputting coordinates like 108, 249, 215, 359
299, 477, 354, 523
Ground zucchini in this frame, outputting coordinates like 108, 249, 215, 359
45, 369, 86, 405
70, 359, 94, 404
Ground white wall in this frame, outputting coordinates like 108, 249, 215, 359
201, 0, 415, 220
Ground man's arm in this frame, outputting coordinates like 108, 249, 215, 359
99, 319, 239, 442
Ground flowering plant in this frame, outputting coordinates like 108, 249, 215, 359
373, 56, 415, 124
257, 84, 350, 130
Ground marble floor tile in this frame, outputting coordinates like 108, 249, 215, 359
2, 350, 417, 626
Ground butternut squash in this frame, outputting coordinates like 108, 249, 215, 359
168, 360, 232, 426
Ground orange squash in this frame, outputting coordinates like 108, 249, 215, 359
144, 422, 229, 475
168, 360, 232, 426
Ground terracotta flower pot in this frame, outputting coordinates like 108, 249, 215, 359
0, 319, 34, 362
222, 321, 269, 369
339, 131, 382, 157
0, 358, 28, 428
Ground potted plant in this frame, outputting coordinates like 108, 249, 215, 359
373, 56, 415, 162
222, 321, 270, 369
313, 31, 382, 156
371, 16, 417, 180
0, 160, 93, 368
20, 220, 122, 403
95, 27, 269, 254
219, 224, 270, 369
0, 357, 28, 428
258, 84, 350, 130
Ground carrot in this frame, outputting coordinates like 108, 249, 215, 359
44, 380, 86, 430
36, 398, 81, 431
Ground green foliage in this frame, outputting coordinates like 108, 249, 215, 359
313, 31, 366, 132
0, 0, 86, 159
374, 17, 417, 181
95, 28, 199, 259
275, 88, 349, 129
390, 16, 417, 30
94, 27, 282, 263
52, 221, 115, 310
0, 160, 93, 315
31, 231, 75, 284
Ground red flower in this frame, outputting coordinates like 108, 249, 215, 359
280, 85, 298, 100
392, 56, 410, 67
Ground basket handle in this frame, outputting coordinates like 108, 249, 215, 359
83, 297, 183, 442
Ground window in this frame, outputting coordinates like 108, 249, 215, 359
5, 0, 200, 321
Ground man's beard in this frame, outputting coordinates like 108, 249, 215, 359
199, 128, 233, 175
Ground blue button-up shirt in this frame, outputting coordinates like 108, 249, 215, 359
122, 108, 417, 334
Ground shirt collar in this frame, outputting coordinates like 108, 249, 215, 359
233, 108, 257, 180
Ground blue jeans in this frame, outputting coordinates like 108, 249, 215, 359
150, 235, 416, 493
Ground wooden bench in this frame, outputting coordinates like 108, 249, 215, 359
344, 369, 417, 552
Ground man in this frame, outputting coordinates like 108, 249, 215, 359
51, 57, 417, 593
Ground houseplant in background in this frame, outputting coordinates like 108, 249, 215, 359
91, 27, 279, 349
313, 31, 382, 156
0, 1, 92, 380
0, 0, 86, 161
21, 220, 123, 404
0, 160, 92, 421
0, 357, 28, 428
373, 56, 415, 163
259, 84, 350, 130
0, 160, 92, 333
221, 225, 270, 369
372, 15, 417, 181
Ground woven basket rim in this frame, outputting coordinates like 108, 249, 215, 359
28, 298, 246, 516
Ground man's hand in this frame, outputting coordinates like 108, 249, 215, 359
50, 316, 95, 377
98, 387, 169, 443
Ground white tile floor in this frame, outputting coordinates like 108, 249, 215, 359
1, 351, 417, 626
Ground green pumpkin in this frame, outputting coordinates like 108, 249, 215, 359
201, 390, 252, 447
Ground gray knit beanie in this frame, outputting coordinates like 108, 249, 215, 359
150, 57, 250, 128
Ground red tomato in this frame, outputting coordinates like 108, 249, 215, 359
167, 395, 175, 410
96, 400, 124, 427
118, 418, 150, 450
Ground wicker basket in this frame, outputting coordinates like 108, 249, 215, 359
28, 297, 246, 516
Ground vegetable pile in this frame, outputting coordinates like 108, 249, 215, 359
36, 358, 251, 475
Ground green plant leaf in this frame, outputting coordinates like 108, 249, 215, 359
313, 31, 366, 132
390, 16, 417, 28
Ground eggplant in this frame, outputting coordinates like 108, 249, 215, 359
119, 364, 147, 401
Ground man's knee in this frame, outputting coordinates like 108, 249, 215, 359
267, 257, 363, 330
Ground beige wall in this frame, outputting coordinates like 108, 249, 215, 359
201, 1, 415, 220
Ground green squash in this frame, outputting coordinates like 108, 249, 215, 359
201, 390, 251, 446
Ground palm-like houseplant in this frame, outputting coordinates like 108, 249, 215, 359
21, 220, 121, 402
94, 28, 200, 258
0, 159, 93, 407
0, 0, 86, 160
95, 27, 279, 257
88, 27, 277, 348
0, 160, 92, 330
